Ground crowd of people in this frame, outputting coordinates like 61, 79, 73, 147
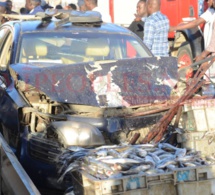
128, 0, 169, 57
0, 0, 214, 60
128, 0, 215, 60
0, 0, 112, 22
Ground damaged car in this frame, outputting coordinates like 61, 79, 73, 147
0, 12, 178, 193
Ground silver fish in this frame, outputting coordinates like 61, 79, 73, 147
145, 169, 158, 175
81, 165, 107, 179
120, 148, 134, 158
195, 158, 208, 165
153, 149, 167, 156
135, 164, 151, 171
57, 142, 210, 181
133, 144, 156, 148
85, 157, 113, 171
158, 143, 178, 151
144, 148, 157, 152
166, 164, 176, 171
108, 149, 120, 158
95, 145, 119, 150
121, 164, 151, 175
58, 162, 79, 183
96, 156, 114, 161
158, 156, 175, 165
193, 161, 205, 166
183, 162, 197, 167
145, 155, 156, 168
157, 160, 176, 169
128, 154, 145, 162
175, 148, 186, 158
156, 169, 165, 173
176, 155, 195, 162
96, 149, 108, 157
83, 159, 115, 178
148, 153, 160, 164
186, 150, 201, 156
67, 146, 88, 152
159, 154, 174, 160
135, 148, 147, 158
178, 162, 185, 168
100, 158, 141, 165
147, 168, 165, 174
111, 163, 131, 171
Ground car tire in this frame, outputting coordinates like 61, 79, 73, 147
177, 42, 194, 81
177, 42, 193, 68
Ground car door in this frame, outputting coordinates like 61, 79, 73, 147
0, 27, 12, 92
0, 27, 22, 151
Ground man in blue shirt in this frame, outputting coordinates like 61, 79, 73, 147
143, 0, 169, 56
27, 0, 44, 15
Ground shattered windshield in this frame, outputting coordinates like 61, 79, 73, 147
18, 32, 152, 64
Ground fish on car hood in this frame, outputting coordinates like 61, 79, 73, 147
11, 57, 178, 107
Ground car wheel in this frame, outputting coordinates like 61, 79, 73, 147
177, 42, 193, 80
177, 42, 193, 68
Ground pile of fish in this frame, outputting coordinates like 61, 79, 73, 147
57, 143, 209, 182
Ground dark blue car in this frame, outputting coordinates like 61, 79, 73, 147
0, 12, 177, 194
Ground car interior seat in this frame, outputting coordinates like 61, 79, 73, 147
34, 42, 48, 59
84, 38, 110, 62
61, 38, 110, 64
20, 39, 49, 63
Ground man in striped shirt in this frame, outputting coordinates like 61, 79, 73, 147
143, 0, 169, 56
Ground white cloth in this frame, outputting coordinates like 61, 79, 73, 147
92, 7, 112, 23
200, 8, 215, 48
141, 17, 146, 22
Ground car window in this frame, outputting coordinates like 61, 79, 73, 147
0, 29, 12, 69
0, 28, 9, 51
18, 32, 152, 64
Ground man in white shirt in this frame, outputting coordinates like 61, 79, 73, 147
170, 0, 215, 85
46, 0, 62, 8
169, 0, 215, 49
84, 0, 112, 23
201, 5, 215, 48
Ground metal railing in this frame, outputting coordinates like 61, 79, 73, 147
0, 133, 40, 195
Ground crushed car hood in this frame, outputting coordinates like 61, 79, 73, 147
11, 57, 178, 107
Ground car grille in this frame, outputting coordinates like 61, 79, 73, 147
28, 134, 62, 164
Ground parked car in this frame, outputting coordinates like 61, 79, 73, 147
0, 12, 178, 193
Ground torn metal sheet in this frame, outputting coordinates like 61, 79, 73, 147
11, 57, 178, 107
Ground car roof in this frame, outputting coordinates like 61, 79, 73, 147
4, 19, 133, 35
